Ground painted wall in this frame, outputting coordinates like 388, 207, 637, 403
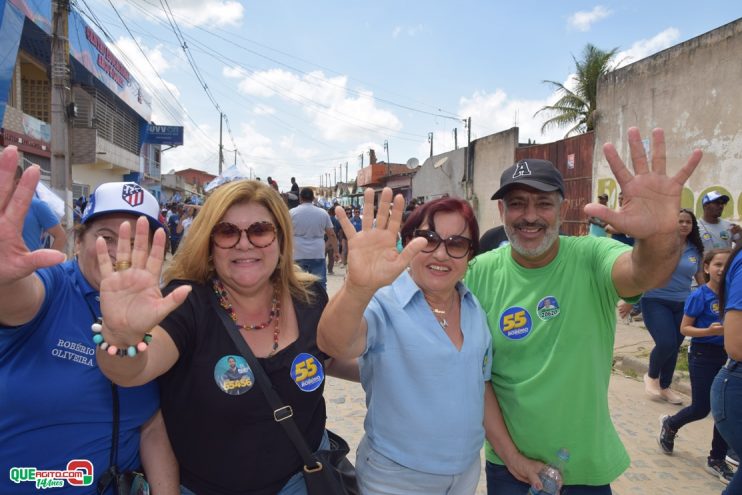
593, 18, 742, 219
470, 127, 519, 231
411, 147, 467, 201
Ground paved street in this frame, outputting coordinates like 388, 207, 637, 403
321, 266, 729, 494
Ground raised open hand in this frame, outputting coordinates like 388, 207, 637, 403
97, 216, 191, 343
584, 128, 702, 240
336, 187, 427, 296
0, 146, 66, 285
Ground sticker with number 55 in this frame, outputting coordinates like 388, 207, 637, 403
499, 307, 532, 340
290, 353, 325, 392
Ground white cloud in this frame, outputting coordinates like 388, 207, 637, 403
614, 28, 681, 68
457, 83, 570, 145
125, 0, 244, 28
452, 26, 680, 145
227, 67, 403, 142
392, 24, 424, 38
567, 6, 612, 32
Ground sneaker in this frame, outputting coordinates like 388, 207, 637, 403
706, 458, 734, 485
644, 373, 661, 397
727, 449, 740, 467
658, 414, 677, 455
660, 388, 684, 405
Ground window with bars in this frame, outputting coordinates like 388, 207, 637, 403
21, 78, 50, 123
75, 86, 141, 155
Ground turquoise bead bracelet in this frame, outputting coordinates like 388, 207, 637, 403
91, 318, 152, 357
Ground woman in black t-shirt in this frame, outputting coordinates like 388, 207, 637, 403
95, 179, 358, 495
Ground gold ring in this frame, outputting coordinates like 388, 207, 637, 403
114, 260, 132, 271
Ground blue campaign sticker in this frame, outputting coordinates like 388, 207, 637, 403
537, 296, 561, 321
712, 301, 720, 315
214, 355, 254, 396
499, 307, 532, 340
688, 256, 698, 264
290, 353, 325, 392
702, 232, 712, 241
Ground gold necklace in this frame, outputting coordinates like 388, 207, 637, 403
424, 291, 457, 330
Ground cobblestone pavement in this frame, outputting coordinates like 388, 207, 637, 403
322, 267, 729, 494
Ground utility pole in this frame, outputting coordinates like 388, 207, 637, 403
358, 153, 364, 169
384, 139, 390, 177
334, 168, 337, 184
428, 132, 434, 157
466, 117, 472, 180
453, 128, 458, 150
218, 113, 224, 174
50, 0, 72, 242
233, 149, 237, 167
345, 162, 348, 183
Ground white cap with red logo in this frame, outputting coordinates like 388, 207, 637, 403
81, 182, 163, 230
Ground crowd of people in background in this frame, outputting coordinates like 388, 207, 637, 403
4, 128, 742, 495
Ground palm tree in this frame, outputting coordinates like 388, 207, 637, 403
535, 44, 619, 137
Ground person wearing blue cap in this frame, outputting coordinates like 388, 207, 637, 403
699, 191, 740, 252
0, 146, 178, 495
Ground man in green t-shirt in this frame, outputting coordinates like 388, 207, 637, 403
465, 127, 703, 494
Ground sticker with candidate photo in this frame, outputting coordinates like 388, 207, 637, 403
537, 296, 561, 321
290, 353, 325, 392
214, 355, 254, 396
499, 307, 532, 340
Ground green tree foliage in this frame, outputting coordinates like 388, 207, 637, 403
535, 44, 619, 137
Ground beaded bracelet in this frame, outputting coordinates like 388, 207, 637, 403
91, 318, 152, 358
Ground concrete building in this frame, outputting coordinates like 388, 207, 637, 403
0, 0, 161, 201
594, 18, 742, 218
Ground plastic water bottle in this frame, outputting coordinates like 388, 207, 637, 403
527, 448, 570, 495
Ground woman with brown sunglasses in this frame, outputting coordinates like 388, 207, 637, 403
95, 179, 358, 495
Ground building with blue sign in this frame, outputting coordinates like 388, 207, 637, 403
0, 0, 165, 200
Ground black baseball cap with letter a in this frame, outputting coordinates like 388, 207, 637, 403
491, 159, 565, 200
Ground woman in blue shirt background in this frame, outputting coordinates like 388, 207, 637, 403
642, 208, 705, 404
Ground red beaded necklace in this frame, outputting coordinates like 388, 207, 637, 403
212, 278, 281, 357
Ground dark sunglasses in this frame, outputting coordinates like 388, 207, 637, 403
413, 229, 472, 259
211, 221, 277, 249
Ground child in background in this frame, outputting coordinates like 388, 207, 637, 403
658, 248, 734, 485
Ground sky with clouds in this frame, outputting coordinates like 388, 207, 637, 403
81, 0, 740, 187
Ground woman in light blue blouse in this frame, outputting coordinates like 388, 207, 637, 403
317, 187, 542, 495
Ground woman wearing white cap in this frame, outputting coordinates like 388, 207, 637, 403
0, 146, 178, 495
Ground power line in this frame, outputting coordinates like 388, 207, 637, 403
73, 0, 218, 149
126, 0, 463, 122
157, 0, 253, 175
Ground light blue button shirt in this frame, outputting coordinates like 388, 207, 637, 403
361, 270, 492, 475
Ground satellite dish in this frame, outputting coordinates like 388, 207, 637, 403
406, 157, 420, 169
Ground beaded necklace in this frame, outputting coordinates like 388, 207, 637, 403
212, 278, 281, 357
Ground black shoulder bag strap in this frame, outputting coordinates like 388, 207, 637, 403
97, 383, 121, 494
209, 292, 322, 472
